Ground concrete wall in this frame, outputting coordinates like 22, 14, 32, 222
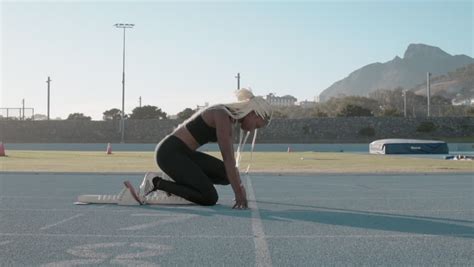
256, 117, 474, 143
0, 117, 472, 143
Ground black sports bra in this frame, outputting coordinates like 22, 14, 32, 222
185, 115, 217, 145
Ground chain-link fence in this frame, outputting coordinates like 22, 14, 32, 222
399, 104, 472, 118
0, 108, 35, 120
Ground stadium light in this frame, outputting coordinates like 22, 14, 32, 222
114, 23, 135, 143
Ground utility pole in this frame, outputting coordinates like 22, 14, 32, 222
114, 23, 134, 143
46, 76, 51, 120
139, 96, 142, 108
22, 99, 25, 120
427, 72, 431, 117
235, 73, 240, 90
402, 90, 407, 118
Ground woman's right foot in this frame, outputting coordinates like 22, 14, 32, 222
139, 172, 162, 200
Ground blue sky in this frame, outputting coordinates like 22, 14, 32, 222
1, 0, 472, 120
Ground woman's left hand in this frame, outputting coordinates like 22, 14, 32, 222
232, 185, 248, 209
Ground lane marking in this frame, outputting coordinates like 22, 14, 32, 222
259, 196, 471, 200
255, 206, 474, 213
130, 213, 192, 217
0, 196, 72, 199
66, 242, 126, 259
0, 232, 251, 238
0, 207, 235, 212
120, 214, 197, 230
0, 208, 182, 212
40, 214, 84, 230
42, 242, 171, 267
1, 232, 472, 239
246, 175, 273, 267
1, 208, 472, 218
265, 234, 474, 238
41, 259, 103, 267
0, 240, 12, 246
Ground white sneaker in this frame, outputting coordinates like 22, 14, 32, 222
138, 172, 174, 200
138, 172, 160, 199
146, 190, 192, 205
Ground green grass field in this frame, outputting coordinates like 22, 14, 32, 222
1, 150, 472, 173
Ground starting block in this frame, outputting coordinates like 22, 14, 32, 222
75, 180, 192, 206
75, 181, 141, 205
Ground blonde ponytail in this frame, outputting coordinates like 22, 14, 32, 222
210, 88, 272, 122
235, 88, 255, 102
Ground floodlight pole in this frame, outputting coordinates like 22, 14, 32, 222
46, 76, 51, 120
114, 23, 134, 143
22, 99, 25, 120
427, 72, 431, 117
235, 73, 240, 90
402, 90, 407, 118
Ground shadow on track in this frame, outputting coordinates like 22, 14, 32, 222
138, 201, 474, 239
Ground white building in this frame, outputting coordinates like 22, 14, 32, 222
299, 100, 317, 108
451, 98, 473, 106
265, 93, 297, 107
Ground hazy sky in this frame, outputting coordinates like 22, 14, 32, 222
1, 0, 472, 120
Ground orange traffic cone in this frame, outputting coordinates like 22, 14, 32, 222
106, 143, 112, 155
0, 142, 6, 157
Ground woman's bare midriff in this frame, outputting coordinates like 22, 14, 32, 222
172, 110, 229, 151
173, 126, 200, 151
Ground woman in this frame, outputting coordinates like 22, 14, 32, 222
138, 88, 272, 209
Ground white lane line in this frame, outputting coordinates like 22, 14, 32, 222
120, 215, 196, 230
1, 208, 472, 215
0, 240, 12, 246
262, 196, 471, 200
1, 232, 472, 239
130, 213, 191, 217
0, 233, 251, 238
0, 208, 155, 212
40, 214, 84, 230
266, 234, 474, 238
0, 196, 72, 199
246, 175, 273, 267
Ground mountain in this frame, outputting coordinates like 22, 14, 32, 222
318, 44, 474, 101
411, 63, 474, 99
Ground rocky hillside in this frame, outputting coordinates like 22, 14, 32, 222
319, 44, 474, 101
410, 63, 474, 100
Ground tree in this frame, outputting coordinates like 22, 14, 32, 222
103, 108, 122, 121
337, 104, 373, 117
369, 87, 404, 115
380, 108, 402, 117
33, 114, 48, 120
271, 109, 288, 119
177, 108, 196, 121
324, 96, 379, 117
467, 107, 474, 117
130, 105, 167, 119
310, 108, 328, 117
431, 95, 450, 105
67, 113, 92, 120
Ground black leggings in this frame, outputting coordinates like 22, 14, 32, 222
155, 135, 229, 206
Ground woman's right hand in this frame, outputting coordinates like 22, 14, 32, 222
233, 185, 248, 209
